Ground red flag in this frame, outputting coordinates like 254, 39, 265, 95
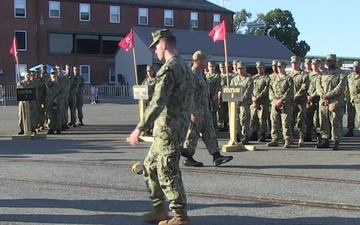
209, 20, 226, 42
118, 29, 134, 51
10, 37, 18, 60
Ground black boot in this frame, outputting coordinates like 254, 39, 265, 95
61, 125, 66, 131
316, 133, 322, 144
333, 141, 340, 150
18, 129, 24, 135
249, 131, 258, 141
56, 129, 62, 134
241, 135, 249, 145
218, 122, 229, 132
266, 133, 272, 139
68, 122, 73, 126
65, 123, 70, 129
258, 132, 266, 142
316, 139, 330, 148
79, 119, 84, 126
47, 129, 55, 134
183, 157, 203, 167
212, 152, 233, 166
344, 129, 354, 137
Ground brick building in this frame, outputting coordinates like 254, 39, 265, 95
0, 0, 234, 85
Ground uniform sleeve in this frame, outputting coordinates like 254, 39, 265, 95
257, 77, 269, 99
295, 73, 309, 98
136, 68, 175, 131
326, 74, 346, 99
280, 77, 294, 102
243, 78, 253, 104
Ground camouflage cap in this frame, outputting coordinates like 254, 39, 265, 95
73, 66, 78, 69
236, 61, 246, 69
232, 60, 238, 65
326, 54, 336, 61
65, 64, 71, 69
207, 61, 214, 66
256, 61, 264, 68
50, 68, 57, 75
192, 50, 211, 61
28, 71, 35, 76
55, 65, 61, 69
219, 63, 224, 68
277, 60, 287, 67
40, 63, 46, 67
146, 65, 154, 71
353, 61, 359, 67
271, 60, 278, 66
149, 29, 174, 48
304, 58, 311, 63
290, 55, 301, 63
311, 58, 320, 64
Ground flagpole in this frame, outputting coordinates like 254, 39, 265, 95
132, 48, 139, 85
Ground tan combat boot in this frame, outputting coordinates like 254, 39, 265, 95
298, 137, 304, 146
143, 203, 169, 223
158, 212, 190, 225
284, 139, 291, 148
266, 139, 278, 147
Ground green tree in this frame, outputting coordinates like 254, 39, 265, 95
246, 8, 310, 57
233, 9, 252, 34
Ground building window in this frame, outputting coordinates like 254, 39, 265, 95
138, 8, 148, 25
80, 65, 91, 84
76, 34, 100, 54
16, 64, 27, 83
49, 33, 74, 54
14, 0, 26, 18
49, 1, 60, 18
102, 36, 122, 55
164, 10, 173, 27
109, 68, 115, 84
213, 14, 220, 27
15, 30, 27, 51
79, 3, 90, 21
190, 12, 198, 28
110, 6, 120, 23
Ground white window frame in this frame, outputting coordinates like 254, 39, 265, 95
110, 6, 120, 23
190, 12, 198, 28
49, 1, 60, 18
79, 3, 90, 21
16, 64, 27, 83
213, 14, 221, 27
79, 65, 91, 84
109, 68, 115, 84
14, 30, 27, 51
164, 9, 173, 27
138, 8, 148, 25
14, 0, 26, 18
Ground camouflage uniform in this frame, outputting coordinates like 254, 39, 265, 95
67, 68, 79, 125
267, 60, 279, 138
17, 74, 38, 133
142, 65, 157, 104
230, 62, 253, 143
45, 71, 62, 133
58, 74, 70, 130
316, 54, 346, 149
268, 61, 294, 147
217, 63, 231, 131
183, 67, 219, 155
344, 62, 357, 136
250, 61, 269, 141
37, 67, 50, 128
346, 61, 360, 134
288, 56, 309, 142
206, 63, 222, 129
306, 59, 321, 140
136, 37, 193, 217
76, 74, 85, 124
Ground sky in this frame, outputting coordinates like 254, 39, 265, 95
208, 0, 359, 58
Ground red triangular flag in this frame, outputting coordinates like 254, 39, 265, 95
118, 29, 134, 51
209, 20, 226, 42
10, 37, 18, 61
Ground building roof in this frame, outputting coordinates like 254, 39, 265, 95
93, 0, 233, 13
133, 26, 295, 61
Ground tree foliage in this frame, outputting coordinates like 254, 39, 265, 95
234, 8, 310, 57
233, 9, 252, 34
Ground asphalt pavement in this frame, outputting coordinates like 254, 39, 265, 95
0, 102, 359, 225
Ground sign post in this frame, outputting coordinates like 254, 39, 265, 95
221, 86, 255, 152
